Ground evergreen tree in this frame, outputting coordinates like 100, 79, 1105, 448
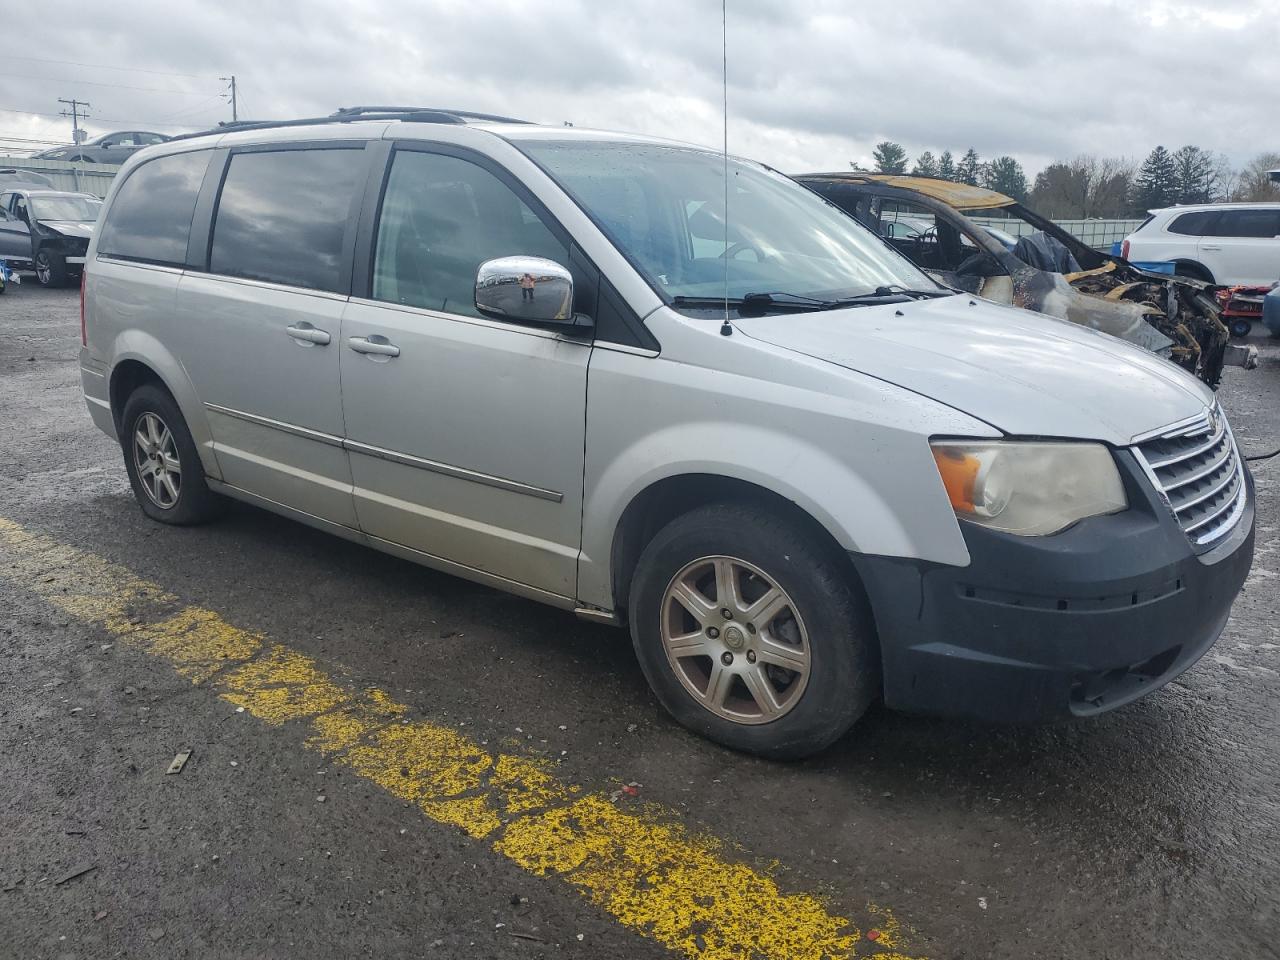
1133, 146, 1179, 210
1171, 145, 1218, 204
957, 148, 981, 186
872, 141, 909, 174
983, 156, 1029, 202
937, 150, 956, 181
912, 150, 939, 178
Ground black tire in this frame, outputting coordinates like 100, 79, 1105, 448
1229, 318, 1252, 339
628, 502, 877, 759
34, 249, 67, 288
120, 384, 222, 525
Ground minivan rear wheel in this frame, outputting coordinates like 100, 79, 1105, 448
628, 503, 876, 759
120, 384, 222, 525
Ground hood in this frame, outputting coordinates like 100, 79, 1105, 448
733, 295, 1213, 446
38, 220, 94, 238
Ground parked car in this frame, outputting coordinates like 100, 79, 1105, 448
0, 168, 57, 191
80, 108, 1254, 758
796, 173, 1252, 388
34, 131, 170, 165
1121, 203, 1280, 287
1263, 284, 1280, 338
0, 188, 100, 286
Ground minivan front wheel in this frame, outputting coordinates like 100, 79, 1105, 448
120, 385, 221, 525
629, 503, 876, 759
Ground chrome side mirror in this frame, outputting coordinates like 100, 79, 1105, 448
475, 256, 578, 326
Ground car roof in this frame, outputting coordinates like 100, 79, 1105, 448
161, 108, 709, 155
796, 173, 1017, 211
1152, 202, 1280, 214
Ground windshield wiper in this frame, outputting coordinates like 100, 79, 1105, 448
671, 287, 952, 316
842, 285, 952, 302
670, 293, 829, 315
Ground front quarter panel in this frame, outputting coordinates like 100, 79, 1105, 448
577, 309, 999, 609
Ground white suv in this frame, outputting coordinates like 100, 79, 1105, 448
1123, 203, 1280, 286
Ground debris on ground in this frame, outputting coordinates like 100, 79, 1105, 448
53, 864, 96, 886
609, 782, 642, 802
165, 751, 191, 775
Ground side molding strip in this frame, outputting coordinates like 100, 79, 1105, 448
344, 439, 563, 503
204, 403, 562, 503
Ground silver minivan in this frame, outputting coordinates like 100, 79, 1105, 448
80, 108, 1255, 758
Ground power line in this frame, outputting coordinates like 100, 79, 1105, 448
0, 105, 216, 129
0, 135, 71, 145
0, 71, 216, 96
1, 55, 216, 81
0, 107, 64, 119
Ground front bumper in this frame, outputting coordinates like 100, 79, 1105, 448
852, 453, 1254, 723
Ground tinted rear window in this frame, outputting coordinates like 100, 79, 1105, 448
98, 150, 210, 265
1208, 209, 1280, 239
209, 147, 366, 292
1167, 211, 1217, 236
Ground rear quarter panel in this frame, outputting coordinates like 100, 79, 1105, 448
84, 257, 221, 478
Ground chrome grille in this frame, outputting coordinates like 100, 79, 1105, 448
1132, 407, 1246, 547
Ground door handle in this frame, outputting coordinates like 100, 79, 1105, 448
1201, 245, 1222, 251
347, 335, 400, 358
286, 323, 331, 345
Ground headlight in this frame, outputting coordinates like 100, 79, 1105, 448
930, 440, 1127, 536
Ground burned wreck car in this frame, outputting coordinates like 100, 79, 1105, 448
795, 174, 1256, 388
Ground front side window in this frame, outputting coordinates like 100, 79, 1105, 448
210, 147, 366, 292
371, 150, 569, 318
98, 150, 210, 265
516, 140, 939, 312
1209, 209, 1280, 239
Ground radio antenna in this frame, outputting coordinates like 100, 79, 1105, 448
719, 0, 733, 337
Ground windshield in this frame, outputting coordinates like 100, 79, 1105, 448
517, 140, 940, 311
32, 196, 101, 222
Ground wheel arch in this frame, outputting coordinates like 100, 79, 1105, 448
106, 335, 221, 479
606, 473, 871, 624
1172, 259, 1215, 284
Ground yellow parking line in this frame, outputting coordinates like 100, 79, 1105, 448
0, 517, 926, 960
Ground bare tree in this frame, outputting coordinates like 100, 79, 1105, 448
1212, 153, 1241, 201
1030, 155, 1135, 218
1234, 151, 1280, 202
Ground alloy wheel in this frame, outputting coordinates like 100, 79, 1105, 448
660, 555, 811, 724
132, 412, 182, 509
35, 253, 51, 286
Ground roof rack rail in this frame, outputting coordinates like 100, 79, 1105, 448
331, 106, 529, 124
168, 107, 529, 143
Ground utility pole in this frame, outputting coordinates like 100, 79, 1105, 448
58, 97, 90, 192
221, 75, 238, 122
58, 97, 90, 143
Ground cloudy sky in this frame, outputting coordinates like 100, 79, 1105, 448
3, 0, 1276, 176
